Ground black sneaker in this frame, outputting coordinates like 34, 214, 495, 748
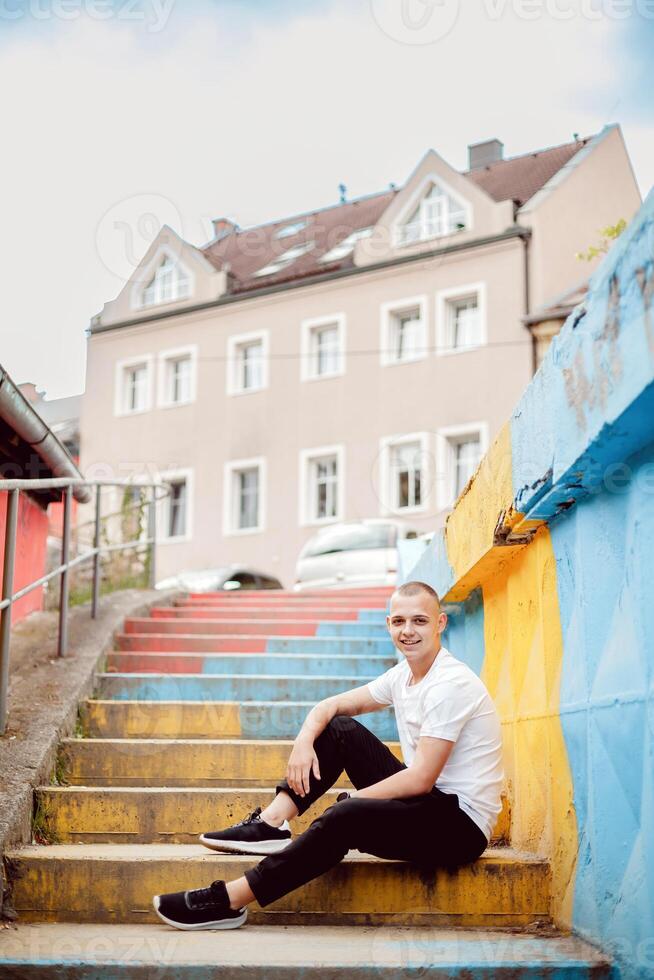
199, 806, 292, 855
153, 878, 247, 931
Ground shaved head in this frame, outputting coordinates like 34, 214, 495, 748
392, 581, 441, 609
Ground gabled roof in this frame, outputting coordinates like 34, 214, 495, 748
203, 189, 398, 291
465, 136, 591, 207
198, 135, 593, 295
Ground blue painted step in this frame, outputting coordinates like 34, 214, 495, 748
97, 673, 377, 703
108, 652, 396, 677
265, 637, 393, 655
238, 702, 399, 740
314, 622, 390, 637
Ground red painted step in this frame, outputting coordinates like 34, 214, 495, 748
185, 588, 393, 600
107, 652, 205, 673
116, 634, 268, 653
124, 618, 319, 636
175, 597, 388, 609
151, 607, 362, 621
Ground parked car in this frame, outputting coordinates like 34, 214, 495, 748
156, 565, 283, 593
294, 520, 420, 591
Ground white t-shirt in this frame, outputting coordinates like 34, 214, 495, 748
367, 647, 503, 841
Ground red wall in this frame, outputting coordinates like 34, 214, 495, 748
0, 491, 49, 623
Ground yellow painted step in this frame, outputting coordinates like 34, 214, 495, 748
58, 738, 402, 788
7, 844, 549, 928
80, 700, 242, 739
36, 786, 511, 845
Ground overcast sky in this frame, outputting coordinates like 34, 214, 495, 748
2, 0, 653, 399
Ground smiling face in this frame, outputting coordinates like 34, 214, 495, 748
386, 589, 447, 663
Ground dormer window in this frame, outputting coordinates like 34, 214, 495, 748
254, 241, 315, 278
395, 182, 468, 248
276, 220, 309, 239
141, 253, 191, 307
319, 227, 373, 263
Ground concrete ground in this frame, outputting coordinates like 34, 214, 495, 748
0, 923, 612, 978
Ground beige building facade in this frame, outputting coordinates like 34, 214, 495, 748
80, 125, 641, 587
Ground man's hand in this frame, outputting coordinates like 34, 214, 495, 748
286, 737, 321, 797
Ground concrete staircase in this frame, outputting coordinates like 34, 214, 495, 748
0, 588, 610, 976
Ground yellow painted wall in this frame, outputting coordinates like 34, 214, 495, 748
479, 525, 577, 925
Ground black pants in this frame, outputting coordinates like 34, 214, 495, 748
244, 715, 488, 907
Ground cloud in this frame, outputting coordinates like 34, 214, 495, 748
0, 0, 651, 398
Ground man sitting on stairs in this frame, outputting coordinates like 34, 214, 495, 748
153, 579, 504, 930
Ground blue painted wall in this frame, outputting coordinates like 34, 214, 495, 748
553, 438, 654, 979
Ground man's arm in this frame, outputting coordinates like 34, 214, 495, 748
353, 735, 453, 800
286, 685, 385, 797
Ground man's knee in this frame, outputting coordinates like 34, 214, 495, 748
323, 715, 357, 738
318, 797, 361, 833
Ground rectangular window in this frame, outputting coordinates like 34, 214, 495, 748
115, 356, 154, 416
168, 357, 191, 403
380, 298, 427, 366
451, 296, 479, 349
166, 479, 187, 538
314, 457, 338, 519
153, 468, 194, 543
224, 458, 265, 534
241, 341, 263, 390
126, 364, 148, 412
157, 346, 197, 408
392, 441, 422, 509
436, 284, 486, 355
301, 315, 346, 381
379, 433, 430, 515
314, 326, 339, 376
237, 467, 259, 530
299, 446, 344, 525
227, 332, 269, 395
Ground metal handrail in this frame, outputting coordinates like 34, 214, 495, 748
0, 477, 171, 734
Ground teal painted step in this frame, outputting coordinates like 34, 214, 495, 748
265, 637, 393, 655
0, 923, 613, 978
239, 703, 398, 740
97, 673, 377, 703
106, 652, 395, 677
358, 609, 388, 623
315, 622, 390, 637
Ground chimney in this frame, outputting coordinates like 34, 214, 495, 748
468, 139, 504, 170
211, 217, 238, 240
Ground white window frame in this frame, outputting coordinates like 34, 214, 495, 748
132, 247, 193, 310
157, 467, 194, 544
300, 314, 347, 381
436, 422, 489, 511
392, 174, 472, 249
380, 296, 428, 366
435, 283, 487, 356
226, 330, 270, 396
299, 444, 345, 526
114, 354, 154, 417
157, 344, 198, 408
223, 456, 266, 535
379, 432, 431, 516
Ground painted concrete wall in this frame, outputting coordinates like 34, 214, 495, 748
400, 188, 654, 978
0, 492, 48, 622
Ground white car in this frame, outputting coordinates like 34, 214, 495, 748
294, 520, 420, 591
